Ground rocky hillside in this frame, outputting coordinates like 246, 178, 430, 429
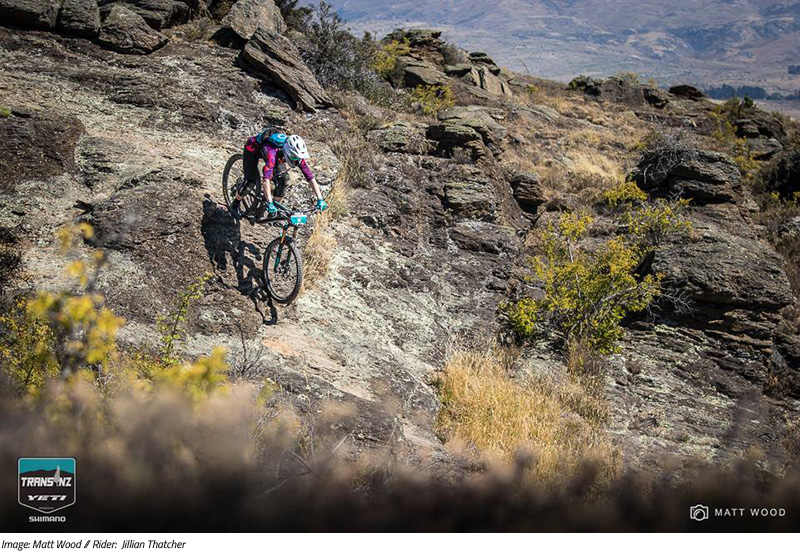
1, 1, 799, 477
323, 0, 800, 98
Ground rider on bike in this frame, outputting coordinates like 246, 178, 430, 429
231, 130, 328, 219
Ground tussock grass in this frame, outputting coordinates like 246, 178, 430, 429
435, 346, 618, 487
303, 210, 336, 289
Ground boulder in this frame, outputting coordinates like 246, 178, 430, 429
669, 85, 705, 100
450, 221, 518, 255
98, 0, 187, 30
437, 105, 507, 146
444, 63, 473, 77
399, 57, 447, 88
571, 75, 667, 108
477, 67, 512, 97
368, 122, 431, 155
569, 75, 601, 96
632, 150, 742, 205
643, 86, 669, 109
469, 51, 497, 68
0, 0, 61, 29
734, 112, 787, 141
57, 0, 101, 37
508, 172, 545, 214
444, 180, 495, 220
221, 0, 285, 41
97, 5, 168, 54
517, 104, 560, 124
238, 28, 332, 112
426, 123, 484, 158
653, 214, 794, 348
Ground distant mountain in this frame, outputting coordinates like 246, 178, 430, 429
315, 0, 800, 96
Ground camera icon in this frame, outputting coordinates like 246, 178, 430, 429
690, 504, 710, 521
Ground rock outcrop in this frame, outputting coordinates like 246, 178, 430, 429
0, 0, 61, 29
427, 122, 484, 158
632, 150, 743, 204
632, 148, 794, 354
97, 4, 168, 54
221, 0, 285, 41
57, 0, 101, 37
97, 0, 189, 30
508, 172, 545, 215
238, 28, 332, 112
368, 122, 431, 155
398, 56, 447, 88
437, 105, 507, 147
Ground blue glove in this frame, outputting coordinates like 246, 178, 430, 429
316, 198, 328, 212
267, 201, 277, 216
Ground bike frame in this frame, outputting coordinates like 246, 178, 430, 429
273, 223, 299, 271
269, 201, 316, 271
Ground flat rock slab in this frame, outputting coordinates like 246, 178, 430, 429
0, 109, 85, 190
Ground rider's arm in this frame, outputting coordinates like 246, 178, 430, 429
299, 159, 324, 201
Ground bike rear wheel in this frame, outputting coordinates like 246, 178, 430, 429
222, 154, 261, 217
263, 236, 303, 304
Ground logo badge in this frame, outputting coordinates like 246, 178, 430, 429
689, 504, 710, 522
18, 458, 76, 514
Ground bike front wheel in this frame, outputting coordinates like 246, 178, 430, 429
263, 236, 303, 304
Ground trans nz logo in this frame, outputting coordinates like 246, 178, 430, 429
18, 458, 76, 514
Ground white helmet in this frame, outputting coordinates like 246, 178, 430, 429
283, 135, 309, 164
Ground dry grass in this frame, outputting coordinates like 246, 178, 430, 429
435, 346, 619, 487
303, 210, 337, 289
536, 152, 625, 209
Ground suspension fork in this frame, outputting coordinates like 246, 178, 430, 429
273, 225, 298, 270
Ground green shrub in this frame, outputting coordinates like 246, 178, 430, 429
507, 201, 690, 354
298, 2, 384, 99
409, 84, 455, 116
157, 272, 213, 366
623, 198, 692, 251
0, 106, 10, 118
1, 225, 227, 399
709, 98, 760, 178
0, 299, 59, 394
275, 0, 313, 32
603, 179, 647, 208
372, 38, 411, 79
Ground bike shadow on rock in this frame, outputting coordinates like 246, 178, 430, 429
200, 197, 277, 325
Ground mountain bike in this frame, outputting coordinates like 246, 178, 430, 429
222, 153, 318, 305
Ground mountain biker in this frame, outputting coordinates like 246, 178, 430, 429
230, 130, 328, 219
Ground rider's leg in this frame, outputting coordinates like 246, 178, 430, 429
273, 172, 289, 204
237, 148, 260, 202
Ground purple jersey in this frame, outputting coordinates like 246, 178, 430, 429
245, 136, 315, 183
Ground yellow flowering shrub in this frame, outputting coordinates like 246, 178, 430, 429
507, 200, 690, 353
372, 38, 411, 78
409, 84, 455, 116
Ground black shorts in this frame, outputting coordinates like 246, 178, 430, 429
242, 147, 290, 198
